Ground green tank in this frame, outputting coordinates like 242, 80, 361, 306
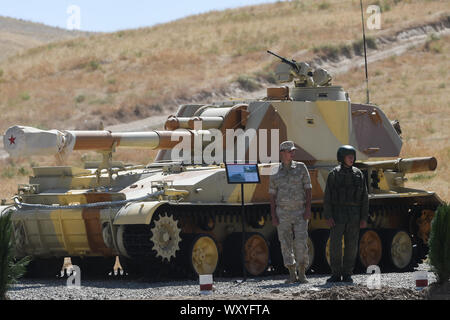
0, 53, 443, 279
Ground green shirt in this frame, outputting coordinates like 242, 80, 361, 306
323, 165, 369, 224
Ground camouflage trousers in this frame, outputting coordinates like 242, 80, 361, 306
276, 208, 309, 268
329, 222, 360, 276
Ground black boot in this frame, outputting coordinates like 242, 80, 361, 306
326, 274, 342, 283
341, 274, 353, 283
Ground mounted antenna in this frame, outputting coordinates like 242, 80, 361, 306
360, 0, 370, 104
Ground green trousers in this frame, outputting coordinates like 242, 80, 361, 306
329, 223, 360, 276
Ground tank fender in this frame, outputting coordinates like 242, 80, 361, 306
113, 201, 168, 225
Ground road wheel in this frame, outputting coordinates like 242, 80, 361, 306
223, 232, 269, 276
189, 234, 219, 276
380, 229, 414, 272
357, 229, 382, 272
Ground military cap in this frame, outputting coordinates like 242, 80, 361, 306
280, 140, 297, 152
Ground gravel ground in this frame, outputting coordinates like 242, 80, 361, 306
7, 264, 436, 300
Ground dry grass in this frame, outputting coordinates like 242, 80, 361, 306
0, 0, 448, 202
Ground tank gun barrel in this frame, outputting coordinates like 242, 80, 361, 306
358, 157, 437, 173
3, 125, 203, 158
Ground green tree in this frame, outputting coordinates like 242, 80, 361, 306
0, 210, 31, 300
428, 203, 450, 284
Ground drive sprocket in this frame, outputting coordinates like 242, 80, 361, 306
150, 213, 181, 262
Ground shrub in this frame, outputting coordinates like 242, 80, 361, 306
318, 1, 331, 10
260, 71, 278, 84
313, 44, 339, 60
20, 92, 30, 101
0, 211, 31, 300
365, 36, 378, 50
88, 60, 100, 71
236, 75, 261, 91
1, 166, 16, 179
339, 44, 353, 58
428, 204, 450, 284
411, 173, 436, 181
17, 167, 29, 176
353, 37, 377, 56
424, 34, 442, 54
75, 95, 85, 103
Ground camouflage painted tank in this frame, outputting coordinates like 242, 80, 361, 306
0, 53, 443, 279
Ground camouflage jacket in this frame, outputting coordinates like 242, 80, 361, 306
268, 161, 312, 211
323, 165, 369, 224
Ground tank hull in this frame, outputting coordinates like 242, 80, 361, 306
6, 162, 442, 278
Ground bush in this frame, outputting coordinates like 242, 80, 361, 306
318, 1, 331, 10
424, 34, 442, 54
88, 60, 100, 71
20, 92, 30, 101
75, 95, 86, 103
428, 203, 450, 284
313, 44, 338, 59
0, 210, 31, 300
236, 75, 261, 91
1, 165, 16, 179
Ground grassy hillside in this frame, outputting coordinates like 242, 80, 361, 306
0, 16, 90, 62
0, 0, 448, 201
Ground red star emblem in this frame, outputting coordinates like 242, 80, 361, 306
8, 135, 16, 145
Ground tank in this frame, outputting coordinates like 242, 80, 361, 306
0, 52, 444, 279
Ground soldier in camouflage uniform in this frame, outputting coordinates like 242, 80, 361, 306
269, 141, 312, 284
323, 145, 369, 283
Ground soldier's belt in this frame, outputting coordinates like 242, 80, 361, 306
278, 201, 305, 209
331, 202, 361, 207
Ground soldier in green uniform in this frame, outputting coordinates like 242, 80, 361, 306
269, 141, 312, 284
324, 145, 369, 283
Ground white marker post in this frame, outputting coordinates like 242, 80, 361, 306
414, 271, 428, 291
199, 274, 213, 295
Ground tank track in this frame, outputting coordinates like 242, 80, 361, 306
22, 201, 437, 279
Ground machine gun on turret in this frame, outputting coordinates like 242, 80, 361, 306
267, 50, 332, 87
267, 50, 301, 73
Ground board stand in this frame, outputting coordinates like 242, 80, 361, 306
224, 163, 261, 284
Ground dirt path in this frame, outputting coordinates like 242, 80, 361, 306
313, 13, 450, 75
